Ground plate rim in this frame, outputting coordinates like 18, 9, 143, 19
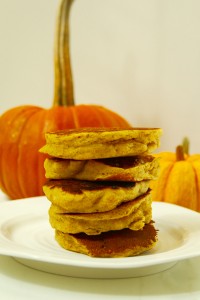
0, 196, 200, 271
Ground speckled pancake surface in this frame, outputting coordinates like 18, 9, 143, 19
49, 191, 152, 235
40, 127, 162, 159
43, 179, 150, 213
55, 222, 158, 258
44, 155, 160, 182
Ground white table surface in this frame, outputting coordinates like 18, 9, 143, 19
0, 190, 200, 300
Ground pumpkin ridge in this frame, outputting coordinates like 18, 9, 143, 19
70, 106, 80, 128
85, 105, 107, 127
0, 106, 41, 199
94, 106, 117, 127
0, 107, 25, 197
164, 161, 197, 209
150, 156, 174, 202
0, 106, 29, 156
162, 160, 175, 202
16, 108, 44, 198
96, 106, 130, 127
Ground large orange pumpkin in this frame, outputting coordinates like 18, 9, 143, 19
0, 0, 130, 200
151, 138, 200, 212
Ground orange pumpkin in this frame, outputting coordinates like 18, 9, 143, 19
0, 0, 130, 200
151, 138, 200, 212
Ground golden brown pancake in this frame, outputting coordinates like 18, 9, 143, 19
43, 179, 150, 213
42, 127, 161, 258
49, 191, 152, 235
44, 155, 160, 182
40, 127, 162, 160
55, 222, 157, 257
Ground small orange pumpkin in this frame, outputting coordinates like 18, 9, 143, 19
0, 0, 130, 200
151, 138, 200, 212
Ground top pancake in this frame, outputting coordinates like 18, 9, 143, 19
40, 127, 162, 160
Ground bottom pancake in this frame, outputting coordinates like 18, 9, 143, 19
55, 222, 157, 258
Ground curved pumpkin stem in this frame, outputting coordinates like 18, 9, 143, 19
176, 145, 185, 161
176, 137, 190, 161
53, 0, 75, 106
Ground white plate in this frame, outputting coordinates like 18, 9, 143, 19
0, 197, 200, 279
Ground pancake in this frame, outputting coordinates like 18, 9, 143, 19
40, 127, 162, 160
43, 179, 150, 213
44, 155, 160, 181
55, 222, 157, 257
49, 191, 152, 235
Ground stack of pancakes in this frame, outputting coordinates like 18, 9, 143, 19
40, 127, 162, 258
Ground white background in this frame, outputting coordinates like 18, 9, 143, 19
0, 0, 200, 152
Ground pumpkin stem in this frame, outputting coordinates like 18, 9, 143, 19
53, 0, 75, 106
182, 137, 190, 156
176, 145, 185, 161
